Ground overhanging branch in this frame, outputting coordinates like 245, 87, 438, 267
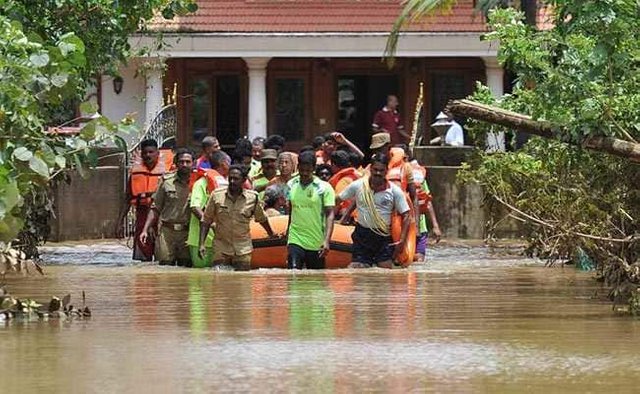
447, 99, 640, 162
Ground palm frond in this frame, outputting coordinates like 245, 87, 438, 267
384, 0, 457, 68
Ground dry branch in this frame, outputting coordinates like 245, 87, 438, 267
447, 99, 640, 162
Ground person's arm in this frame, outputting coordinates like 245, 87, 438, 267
338, 200, 356, 225
190, 179, 208, 221
140, 179, 164, 243
331, 132, 364, 159
139, 208, 157, 245
254, 196, 276, 238
320, 188, 336, 258
426, 201, 442, 243
115, 176, 132, 238
285, 201, 292, 238
404, 164, 419, 224
334, 181, 357, 223
253, 179, 269, 193
198, 197, 216, 258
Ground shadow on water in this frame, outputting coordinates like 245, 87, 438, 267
1, 242, 639, 392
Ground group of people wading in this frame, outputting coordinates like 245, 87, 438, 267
116, 95, 442, 270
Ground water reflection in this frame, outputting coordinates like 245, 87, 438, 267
2, 261, 640, 392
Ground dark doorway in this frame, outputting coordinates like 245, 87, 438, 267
187, 74, 241, 150
337, 75, 399, 153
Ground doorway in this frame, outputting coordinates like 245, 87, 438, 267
186, 75, 242, 150
337, 75, 399, 152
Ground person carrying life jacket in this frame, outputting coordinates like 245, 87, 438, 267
328, 150, 361, 218
187, 150, 230, 268
115, 139, 174, 261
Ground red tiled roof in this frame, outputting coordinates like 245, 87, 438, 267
151, 0, 486, 33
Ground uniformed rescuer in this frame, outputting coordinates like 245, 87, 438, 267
140, 148, 194, 266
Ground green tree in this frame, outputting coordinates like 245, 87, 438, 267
388, 0, 639, 309
0, 1, 197, 260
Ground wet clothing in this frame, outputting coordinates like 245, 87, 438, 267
155, 226, 190, 265
286, 176, 335, 251
151, 173, 192, 265
287, 244, 325, 270
133, 205, 154, 261
187, 177, 215, 249
187, 177, 216, 268
372, 106, 405, 145
203, 188, 268, 257
216, 253, 252, 271
339, 179, 409, 230
351, 224, 394, 266
415, 232, 428, 256
152, 173, 192, 225
189, 245, 214, 268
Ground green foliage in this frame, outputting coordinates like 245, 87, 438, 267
459, 1, 640, 307
0, 1, 197, 253
1, 0, 197, 79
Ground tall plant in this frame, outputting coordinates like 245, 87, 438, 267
0, 0, 197, 258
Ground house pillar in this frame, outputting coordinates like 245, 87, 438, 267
483, 57, 505, 152
144, 59, 165, 130
244, 57, 271, 140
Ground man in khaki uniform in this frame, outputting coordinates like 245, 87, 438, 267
199, 164, 278, 271
141, 148, 194, 266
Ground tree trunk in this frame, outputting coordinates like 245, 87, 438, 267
447, 99, 640, 162
521, 0, 538, 26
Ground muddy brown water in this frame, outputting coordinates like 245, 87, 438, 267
1, 243, 639, 393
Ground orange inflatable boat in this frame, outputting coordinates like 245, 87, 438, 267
250, 215, 353, 268
250, 213, 416, 269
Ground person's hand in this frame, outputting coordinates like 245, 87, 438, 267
432, 226, 442, 244
391, 240, 405, 260
331, 132, 346, 145
139, 230, 149, 245
319, 240, 330, 258
198, 244, 207, 260
115, 222, 125, 239
269, 231, 284, 239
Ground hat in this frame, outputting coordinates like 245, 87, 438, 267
260, 149, 278, 161
370, 132, 391, 149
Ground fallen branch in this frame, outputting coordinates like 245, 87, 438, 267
491, 194, 638, 244
447, 99, 640, 162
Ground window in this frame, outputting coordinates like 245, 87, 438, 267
274, 78, 306, 142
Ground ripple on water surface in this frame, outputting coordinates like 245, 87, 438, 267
1, 242, 638, 393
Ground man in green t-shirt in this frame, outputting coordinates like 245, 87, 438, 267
286, 151, 335, 269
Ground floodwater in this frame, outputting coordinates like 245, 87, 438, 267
2, 243, 639, 393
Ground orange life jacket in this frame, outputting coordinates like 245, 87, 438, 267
190, 168, 228, 193
329, 167, 361, 214
328, 167, 360, 189
386, 147, 409, 191
129, 149, 174, 206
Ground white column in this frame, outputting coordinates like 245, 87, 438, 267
483, 57, 505, 152
144, 60, 164, 130
244, 57, 271, 140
